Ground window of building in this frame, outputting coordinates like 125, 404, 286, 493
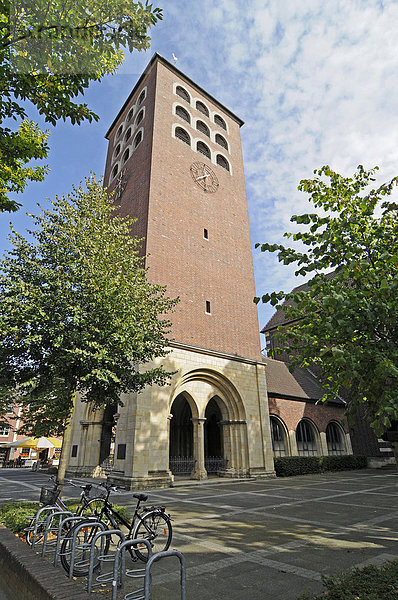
296, 420, 318, 456
326, 422, 346, 455
197, 141, 210, 159
21, 448, 30, 456
203, 228, 208, 239
123, 148, 129, 164
215, 133, 228, 151
206, 301, 211, 314
196, 100, 209, 117
196, 120, 210, 137
176, 85, 190, 103
214, 114, 227, 130
138, 89, 146, 105
116, 124, 123, 138
175, 127, 190, 146
71, 445, 78, 458
113, 144, 121, 159
135, 109, 144, 127
112, 164, 119, 178
270, 416, 287, 457
0, 425, 10, 436
175, 105, 190, 124
127, 107, 135, 121
134, 130, 143, 148
216, 154, 230, 171
124, 128, 132, 143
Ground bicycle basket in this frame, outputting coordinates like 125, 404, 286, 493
40, 486, 59, 506
88, 486, 107, 500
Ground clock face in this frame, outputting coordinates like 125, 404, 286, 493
114, 167, 129, 201
190, 162, 219, 193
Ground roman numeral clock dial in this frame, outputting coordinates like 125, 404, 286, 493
190, 162, 219, 193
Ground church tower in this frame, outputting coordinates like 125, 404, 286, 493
66, 55, 275, 487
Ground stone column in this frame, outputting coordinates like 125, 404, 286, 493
288, 430, 298, 456
191, 417, 207, 480
319, 432, 329, 456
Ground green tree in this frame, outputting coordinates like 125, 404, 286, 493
0, 177, 178, 439
256, 165, 398, 433
0, 0, 162, 212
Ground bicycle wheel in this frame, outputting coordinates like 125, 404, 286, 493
133, 511, 172, 562
79, 498, 118, 529
26, 518, 45, 546
60, 520, 110, 577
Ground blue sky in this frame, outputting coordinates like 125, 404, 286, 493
2, 0, 398, 343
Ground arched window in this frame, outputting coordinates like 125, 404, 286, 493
296, 420, 318, 456
176, 105, 190, 124
138, 89, 146, 105
175, 127, 190, 146
127, 107, 135, 121
215, 133, 228, 151
176, 85, 190, 103
214, 114, 227, 130
196, 100, 209, 117
196, 120, 210, 137
270, 416, 287, 457
123, 148, 129, 164
116, 125, 123, 139
124, 128, 132, 143
197, 141, 210, 159
326, 422, 346, 455
113, 144, 120, 158
135, 109, 144, 127
134, 130, 143, 148
216, 154, 230, 171
112, 164, 119, 178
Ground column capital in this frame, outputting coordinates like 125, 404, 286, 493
191, 417, 206, 425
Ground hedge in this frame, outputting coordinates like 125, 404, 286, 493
274, 454, 367, 477
298, 560, 398, 599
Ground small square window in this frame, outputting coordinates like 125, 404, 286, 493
206, 301, 211, 314
203, 228, 208, 239
117, 444, 126, 460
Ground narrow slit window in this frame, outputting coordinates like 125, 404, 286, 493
135, 109, 144, 126
175, 127, 190, 145
123, 148, 129, 163
203, 228, 208, 239
112, 164, 119, 178
176, 85, 190, 103
214, 114, 227, 130
134, 130, 143, 148
206, 301, 211, 314
138, 89, 146, 105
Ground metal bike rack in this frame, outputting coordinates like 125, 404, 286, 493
54, 515, 98, 566
41, 509, 74, 558
111, 538, 152, 600
87, 529, 125, 594
26, 506, 58, 550
144, 550, 186, 600
68, 520, 107, 580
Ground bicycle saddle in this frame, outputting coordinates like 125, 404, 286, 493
133, 493, 148, 502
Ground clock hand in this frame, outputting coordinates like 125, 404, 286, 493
196, 173, 210, 180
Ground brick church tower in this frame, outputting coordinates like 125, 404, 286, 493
66, 55, 275, 487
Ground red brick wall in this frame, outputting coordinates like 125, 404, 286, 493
103, 58, 262, 360
268, 396, 347, 433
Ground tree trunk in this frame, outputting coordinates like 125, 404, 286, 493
57, 396, 76, 492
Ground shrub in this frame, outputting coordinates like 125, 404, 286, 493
298, 560, 398, 599
0, 502, 38, 533
274, 455, 367, 477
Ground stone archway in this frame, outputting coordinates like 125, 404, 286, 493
170, 368, 249, 479
169, 393, 194, 476
204, 397, 226, 474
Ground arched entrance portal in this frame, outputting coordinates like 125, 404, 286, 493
204, 397, 227, 474
99, 403, 118, 469
169, 394, 194, 476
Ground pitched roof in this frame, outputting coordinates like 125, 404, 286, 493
264, 357, 345, 405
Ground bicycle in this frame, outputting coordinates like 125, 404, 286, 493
25, 476, 95, 546
60, 482, 172, 577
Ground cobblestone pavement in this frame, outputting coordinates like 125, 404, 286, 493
1, 468, 397, 599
